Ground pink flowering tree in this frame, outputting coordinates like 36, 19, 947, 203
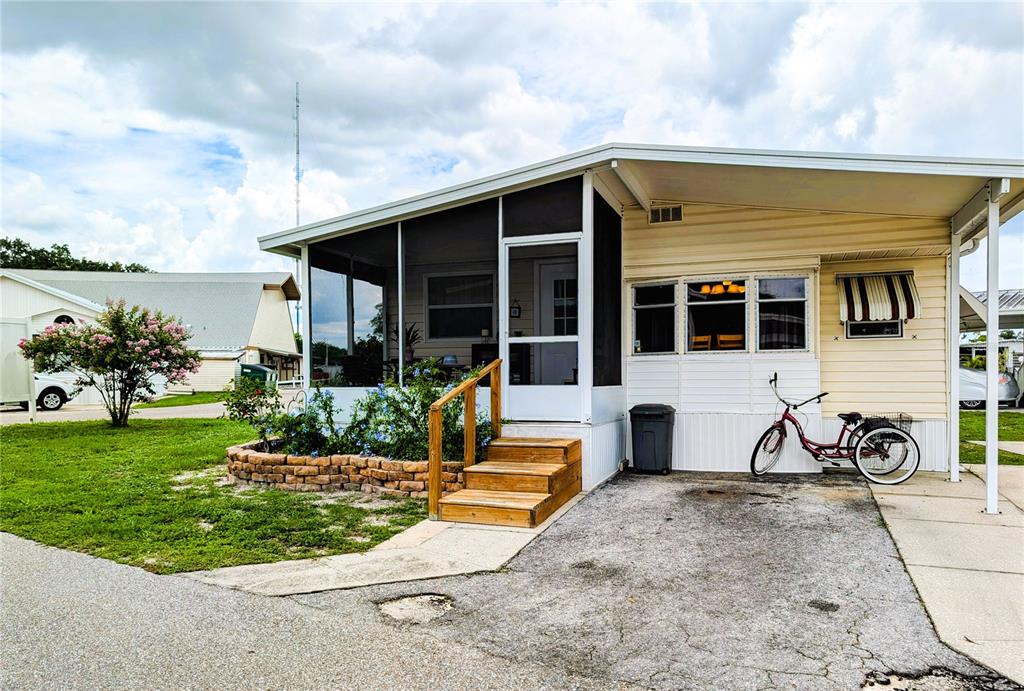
19, 299, 201, 427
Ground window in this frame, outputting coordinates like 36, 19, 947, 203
846, 320, 902, 339
757, 278, 808, 350
633, 283, 675, 354
552, 277, 578, 336
426, 274, 494, 339
686, 280, 747, 352
53, 314, 75, 325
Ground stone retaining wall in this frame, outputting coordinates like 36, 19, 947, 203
225, 441, 464, 498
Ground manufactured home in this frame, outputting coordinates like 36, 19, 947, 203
259, 143, 1023, 521
1, 270, 301, 394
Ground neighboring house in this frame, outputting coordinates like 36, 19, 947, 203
1, 269, 301, 393
258, 143, 1023, 495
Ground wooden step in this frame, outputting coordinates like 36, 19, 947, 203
439, 462, 582, 528
438, 489, 549, 527
464, 460, 578, 494
486, 437, 582, 464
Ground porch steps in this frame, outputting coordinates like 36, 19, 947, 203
437, 437, 582, 528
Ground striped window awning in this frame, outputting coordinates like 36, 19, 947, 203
837, 271, 922, 322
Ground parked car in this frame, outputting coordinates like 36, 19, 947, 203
959, 367, 1021, 409
4, 375, 77, 412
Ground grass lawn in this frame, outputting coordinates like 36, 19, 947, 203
959, 410, 1024, 466
0, 418, 426, 573
136, 391, 226, 408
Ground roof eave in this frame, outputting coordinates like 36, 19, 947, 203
258, 142, 1024, 251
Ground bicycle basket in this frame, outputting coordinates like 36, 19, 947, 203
862, 413, 913, 442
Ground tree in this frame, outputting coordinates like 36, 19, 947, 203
19, 300, 201, 427
0, 238, 151, 272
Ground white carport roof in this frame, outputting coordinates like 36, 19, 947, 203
259, 142, 1024, 257
960, 288, 1024, 332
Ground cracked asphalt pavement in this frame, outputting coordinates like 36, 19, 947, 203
299, 472, 1019, 690
3, 472, 1020, 689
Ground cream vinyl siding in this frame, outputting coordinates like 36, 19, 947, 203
623, 204, 948, 280
169, 358, 239, 393
248, 289, 298, 355
819, 256, 948, 419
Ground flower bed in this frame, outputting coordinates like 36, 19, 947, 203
226, 441, 464, 498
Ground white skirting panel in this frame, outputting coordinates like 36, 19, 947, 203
502, 419, 625, 490
669, 411, 824, 473
818, 416, 949, 472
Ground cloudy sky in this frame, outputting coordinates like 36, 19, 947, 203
1, 1, 1022, 291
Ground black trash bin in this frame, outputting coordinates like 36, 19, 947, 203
629, 404, 675, 474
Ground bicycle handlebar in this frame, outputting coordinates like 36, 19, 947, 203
769, 372, 827, 409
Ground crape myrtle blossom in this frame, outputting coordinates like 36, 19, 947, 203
19, 299, 201, 427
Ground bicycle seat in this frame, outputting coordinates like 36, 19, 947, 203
838, 412, 863, 424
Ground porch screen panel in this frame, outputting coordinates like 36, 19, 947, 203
309, 224, 397, 387
503, 176, 583, 237
402, 199, 498, 370
308, 250, 349, 387
593, 193, 622, 386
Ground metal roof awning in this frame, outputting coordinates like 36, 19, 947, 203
959, 287, 1024, 332
836, 271, 922, 322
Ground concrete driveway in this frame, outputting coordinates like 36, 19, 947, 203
3, 472, 1019, 689
0, 402, 225, 425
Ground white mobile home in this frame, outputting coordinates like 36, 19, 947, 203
259, 143, 1023, 520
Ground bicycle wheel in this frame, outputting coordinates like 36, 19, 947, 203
751, 424, 786, 476
853, 426, 920, 485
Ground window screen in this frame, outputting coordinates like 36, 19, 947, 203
633, 284, 675, 354
426, 274, 494, 339
846, 320, 902, 339
757, 278, 807, 350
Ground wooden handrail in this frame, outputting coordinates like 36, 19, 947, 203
428, 358, 502, 519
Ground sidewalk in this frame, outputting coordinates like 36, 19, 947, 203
0, 402, 226, 425
181, 495, 582, 596
871, 468, 1024, 683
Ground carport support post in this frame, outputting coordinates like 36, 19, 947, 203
984, 184, 1001, 514
947, 240, 960, 482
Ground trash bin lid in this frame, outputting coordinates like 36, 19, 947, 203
629, 403, 675, 415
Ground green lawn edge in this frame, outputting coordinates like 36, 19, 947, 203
0, 418, 426, 574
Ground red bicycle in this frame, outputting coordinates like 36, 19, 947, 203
751, 373, 921, 485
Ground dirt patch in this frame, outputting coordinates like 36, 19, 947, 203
170, 467, 223, 490
311, 493, 401, 511
378, 594, 453, 624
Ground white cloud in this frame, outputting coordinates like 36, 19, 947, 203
1, 1, 1021, 292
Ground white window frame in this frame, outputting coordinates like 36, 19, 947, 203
423, 270, 497, 342
631, 280, 677, 355
845, 319, 903, 340
754, 275, 811, 353
683, 275, 751, 354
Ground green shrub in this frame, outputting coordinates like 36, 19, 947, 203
222, 377, 282, 445
340, 360, 495, 460
223, 359, 494, 461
